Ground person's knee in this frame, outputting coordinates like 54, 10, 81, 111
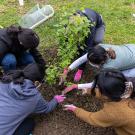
94, 26, 105, 44
22, 52, 35, 65
1, 54, 16, 66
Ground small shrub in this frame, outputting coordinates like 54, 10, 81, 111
46, 11, 93, 84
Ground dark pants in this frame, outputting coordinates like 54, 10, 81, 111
13, 118, 35, 135
78, 25, 105, 70
1, 52, 35, 72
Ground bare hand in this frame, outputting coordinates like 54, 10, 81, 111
82, 88, 92, 95
63, 104, 77, 112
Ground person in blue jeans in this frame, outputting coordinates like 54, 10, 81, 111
0, 63, 65, 135
0, 25, 45, 76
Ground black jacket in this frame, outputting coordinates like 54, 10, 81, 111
77, 8, 105, 28
0, 28, 46, 78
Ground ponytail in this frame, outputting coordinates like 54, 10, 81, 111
91, 69, 127, 101
127, 78, 135, 98
1, 63, 43, 84
2, 70, 24, 84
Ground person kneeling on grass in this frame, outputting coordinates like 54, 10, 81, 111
64, 69, 135, 135
0, 25, 45, 74
60, 44, 135, 93
0, 63, 65, 135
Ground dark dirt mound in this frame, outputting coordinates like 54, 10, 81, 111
33, 47, 117, 135
33, 83, 116, 135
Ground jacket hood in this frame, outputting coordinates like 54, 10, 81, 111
9, 79, 38, 100
0, 28, 12, 46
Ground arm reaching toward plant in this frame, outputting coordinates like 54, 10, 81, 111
64, 104, 117, 127
69, 53, 88, 70
59, 53, 88, 85
34, 94, 66, 114
64, 104, 77, 111
62, 82, 93, 94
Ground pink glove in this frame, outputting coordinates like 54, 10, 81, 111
62, 84, 78, 94
63, 68, 68, 75
74, 69, 83, 82
54, 95, 66, 103
63, 104, 77, 112
59, 68, 69, 85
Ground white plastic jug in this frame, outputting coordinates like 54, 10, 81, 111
18, 0, 24, 6
19, 5, 54, 29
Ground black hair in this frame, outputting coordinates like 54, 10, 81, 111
87, 46, 108, 65
7, 25, 39, 49
7, 25, 23, 39
91, 69, 131, 101
1, 63, 43, 84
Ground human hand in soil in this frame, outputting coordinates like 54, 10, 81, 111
63, 104, 77, 112
59, 68, 70, 85
54, 95, 66, 103
62, 84, 78, 95
82, 88, 92, 95
82, 88, 101, 97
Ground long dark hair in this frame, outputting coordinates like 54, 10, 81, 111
1, 64, 43, 84
91, 69, 135, 101
87, 46, 108, 65
7, 25, 23, 39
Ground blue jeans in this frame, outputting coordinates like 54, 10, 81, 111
1, 52, 35, 72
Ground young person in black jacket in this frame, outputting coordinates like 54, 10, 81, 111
0, 25, 46, 77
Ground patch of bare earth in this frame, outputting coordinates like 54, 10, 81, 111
33, 47, 116, 135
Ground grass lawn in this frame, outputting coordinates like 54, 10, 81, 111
0, 0, 135, 49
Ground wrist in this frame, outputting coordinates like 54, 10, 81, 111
64, 68, 69, 75
67, 67, 71, 72
73, 84, 78, 89
72, 106, 77, 112
54, 97, 59, 103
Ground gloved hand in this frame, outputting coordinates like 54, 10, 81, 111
59, 68, 69, 85
74, 69, 83, 82
63, 104, 77, 112
62, 84, 78, 95
82, 88, 101, 97
54, 95, 66, 103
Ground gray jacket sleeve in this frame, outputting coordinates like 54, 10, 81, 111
69, 53, 88, 70
34, 95, 58, 114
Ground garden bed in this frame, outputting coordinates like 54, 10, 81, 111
33, 48, 116, 135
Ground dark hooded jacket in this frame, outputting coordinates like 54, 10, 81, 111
0, 28, 46, 76
77, 8, 105, 28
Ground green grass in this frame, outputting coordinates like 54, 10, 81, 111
0, 0, 135, 49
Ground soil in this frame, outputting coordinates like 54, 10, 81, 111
33, 47, 117, 135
